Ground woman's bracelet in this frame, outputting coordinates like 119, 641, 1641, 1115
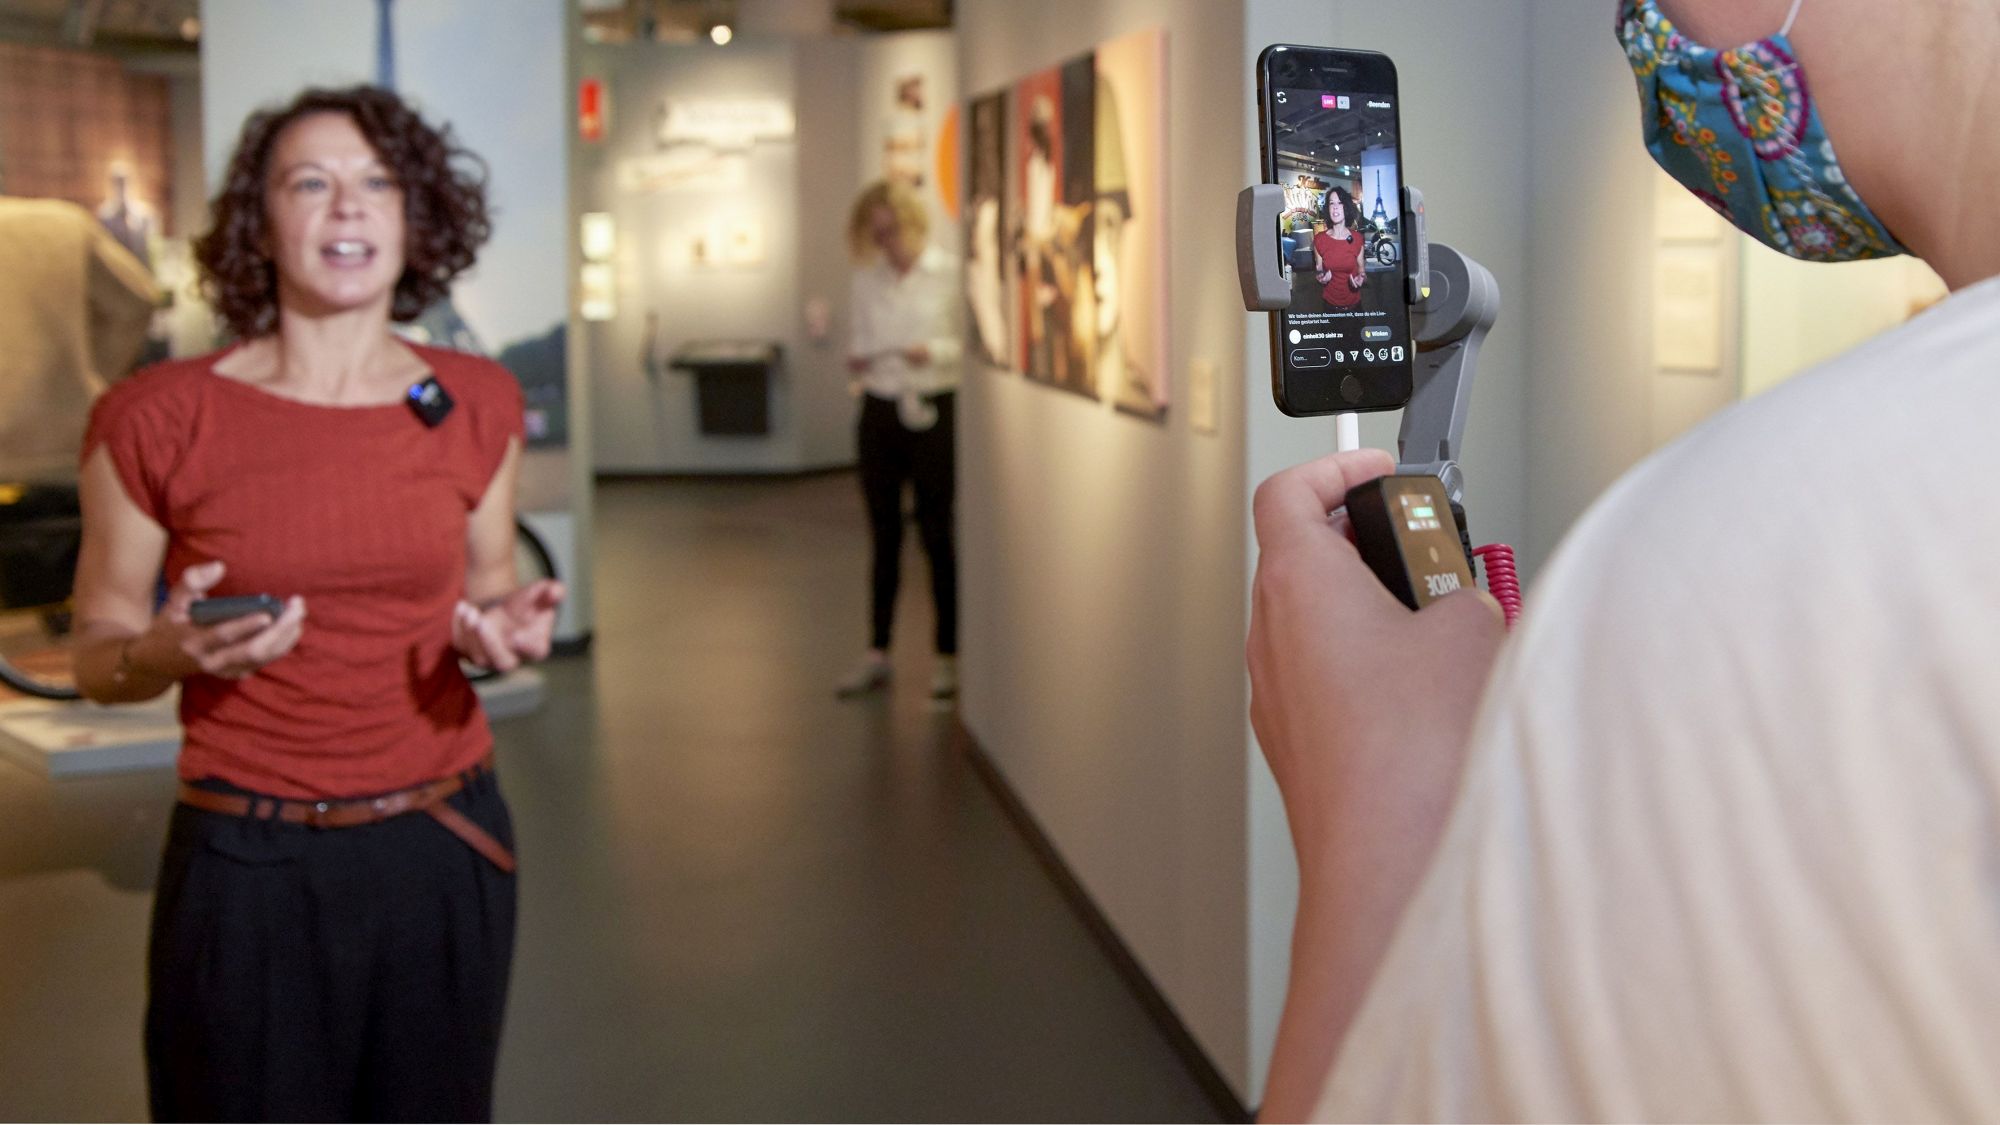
111, 636, 138, 687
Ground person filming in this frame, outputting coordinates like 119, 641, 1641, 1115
1249, 0, 2000, 1119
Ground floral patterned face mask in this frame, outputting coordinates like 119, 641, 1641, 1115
1617, 0, 1906, 261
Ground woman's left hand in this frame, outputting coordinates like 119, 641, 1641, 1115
903, 343, 932, 367
1350, 271, 1366, 290
452, 579, 566, 673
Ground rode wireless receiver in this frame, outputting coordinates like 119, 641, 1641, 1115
1345, 475, 1475, 610
407, 375, 454, 427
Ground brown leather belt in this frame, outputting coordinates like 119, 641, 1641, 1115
175, 755, 516, 873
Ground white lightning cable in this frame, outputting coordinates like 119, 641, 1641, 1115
1336, 412, 1360, 453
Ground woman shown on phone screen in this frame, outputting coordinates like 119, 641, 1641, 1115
1313, 184, 1368, 310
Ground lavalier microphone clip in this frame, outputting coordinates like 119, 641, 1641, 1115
407, 376, 454, 427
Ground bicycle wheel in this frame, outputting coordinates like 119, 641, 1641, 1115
0, 604, 82, 701
463, 518, 560, 682
0, 482, 84, 702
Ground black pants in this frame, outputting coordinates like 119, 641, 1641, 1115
858, 392, 957, 654
145, 767, 517, 1123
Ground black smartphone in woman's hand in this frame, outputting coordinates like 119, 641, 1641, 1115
189, 594, 286, 627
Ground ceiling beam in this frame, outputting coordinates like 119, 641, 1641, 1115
0, 13, 196, 59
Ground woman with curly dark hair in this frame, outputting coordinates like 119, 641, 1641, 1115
67, 85, 561, 1121
1312, 184, 1367, 310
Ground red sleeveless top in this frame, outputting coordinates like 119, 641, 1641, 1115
83, 345, 524, 799
1314, 229, 1367, 309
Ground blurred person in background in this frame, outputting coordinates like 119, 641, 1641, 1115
837, 179, 962, 700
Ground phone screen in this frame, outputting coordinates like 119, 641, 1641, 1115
1260, 48, 1412, 416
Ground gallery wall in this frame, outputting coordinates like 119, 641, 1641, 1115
1521, 0, 1676, 575
574, 31, 955, 475
1741, 250, 1949, 399
576, 38, 817, 474
957, 0, 1255, 1099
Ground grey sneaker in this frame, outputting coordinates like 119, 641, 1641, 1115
930, 656, 958, 699
835, 656, 891, 698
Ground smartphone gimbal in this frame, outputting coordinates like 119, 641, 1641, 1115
1238, 183, 1520, 622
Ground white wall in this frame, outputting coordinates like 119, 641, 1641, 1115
956, 0, 1255, 1098
577, 32, 952, 474
1742, 250, 1947, 398
394, 2, 569, 362
1522, 0, 1670, 574
577, 39, 826, 474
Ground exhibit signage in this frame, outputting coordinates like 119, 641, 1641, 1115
656, 97, 795, 149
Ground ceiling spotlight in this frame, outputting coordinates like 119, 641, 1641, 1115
709, 23, 733, 45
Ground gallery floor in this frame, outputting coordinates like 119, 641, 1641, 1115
0, 473, 1223, 1122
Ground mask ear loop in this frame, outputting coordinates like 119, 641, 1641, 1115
1779, 0, 1805, 37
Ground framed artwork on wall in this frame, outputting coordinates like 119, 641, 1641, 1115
964, 90, 1014, 370
967, 28, 1169, 421
1012, 56, 1096, 399
1094, 28, 1168, 418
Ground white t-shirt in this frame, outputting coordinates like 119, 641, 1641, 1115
1315, 275, 2000, 1122
848, 243, 963, 403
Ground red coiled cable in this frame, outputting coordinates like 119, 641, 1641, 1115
1473, 544, 1522, 629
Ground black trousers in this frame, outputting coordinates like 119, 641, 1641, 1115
145, 767, 517, 1123
858, 392, 957, 654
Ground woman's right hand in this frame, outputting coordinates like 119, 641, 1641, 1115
846, 355, 872, 375
131, 560, 308, 682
